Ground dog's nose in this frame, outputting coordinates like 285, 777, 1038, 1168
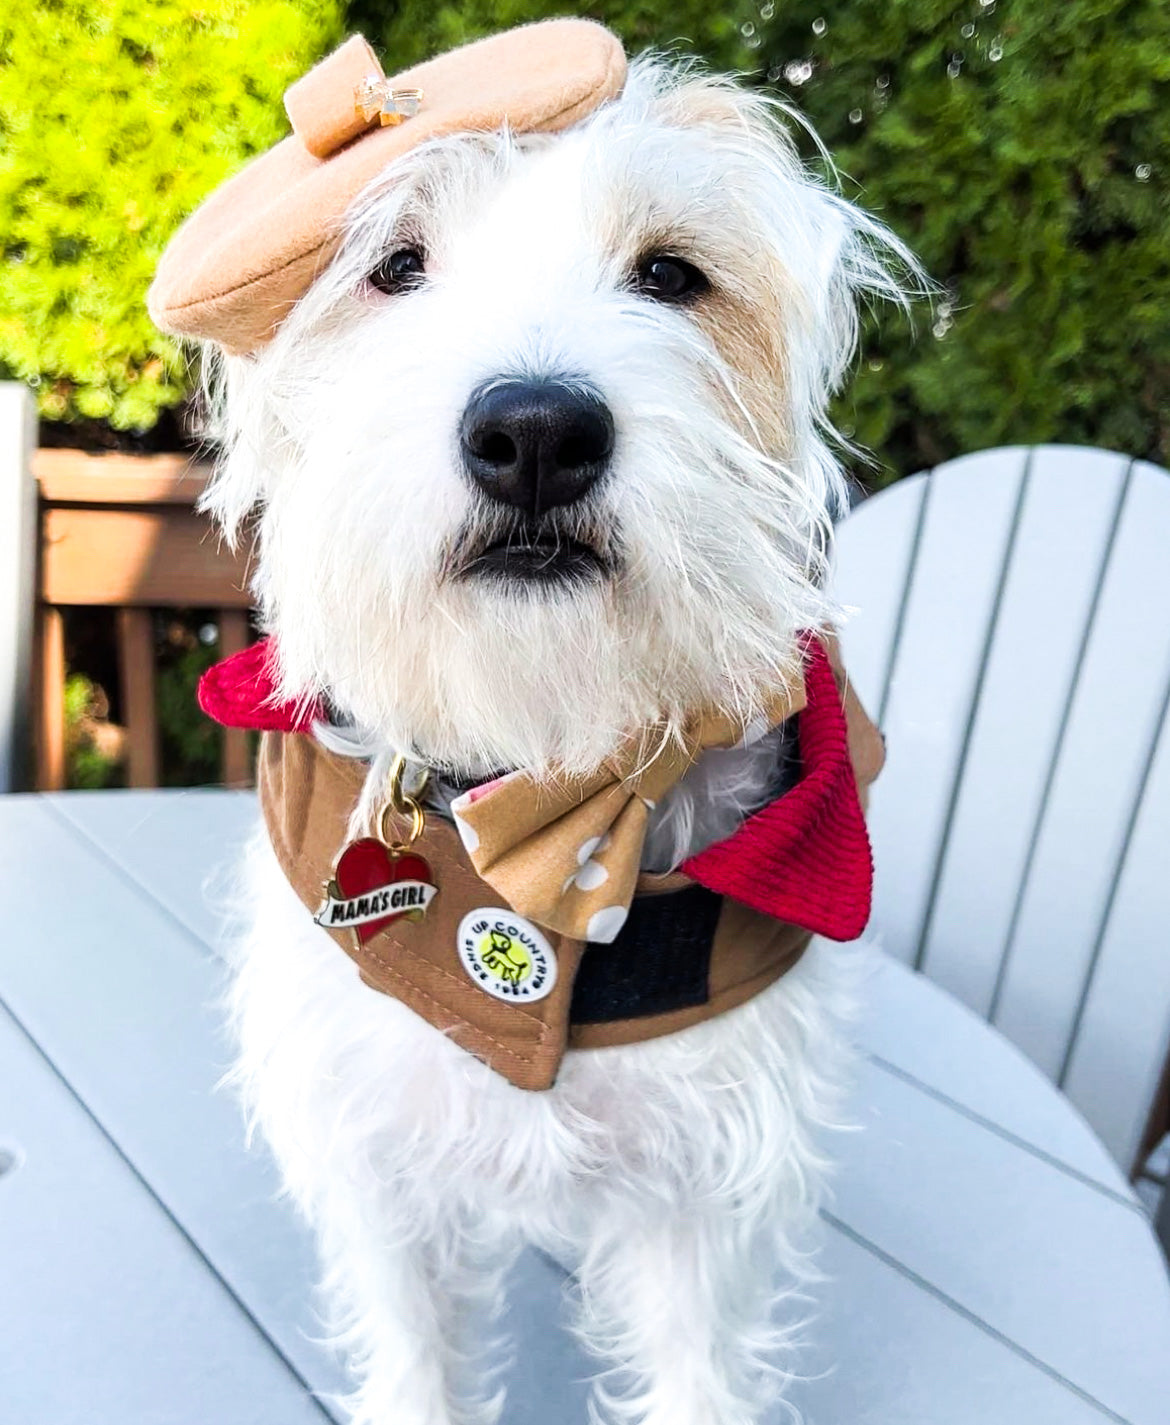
460, 380, 613, 516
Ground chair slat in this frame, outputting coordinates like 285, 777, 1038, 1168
1061, 673, 1170, 1169
831, 472, 929, 715
917, 447, 1132, 1014
835, 446, 1170, 1169
991, 461, 1170, 1087
847, 448, 1030, 964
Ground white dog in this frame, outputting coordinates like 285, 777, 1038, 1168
190, 43, 914, 1425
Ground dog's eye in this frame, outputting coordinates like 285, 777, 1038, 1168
634, 255, 708, 302
367, 248, 426, 295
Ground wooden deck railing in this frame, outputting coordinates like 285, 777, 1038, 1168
34, 448, 255, 790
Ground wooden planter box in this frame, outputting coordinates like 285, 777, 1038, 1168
35, 448, 255, 790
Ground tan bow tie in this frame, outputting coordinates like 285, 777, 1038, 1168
448, 683, 806, 943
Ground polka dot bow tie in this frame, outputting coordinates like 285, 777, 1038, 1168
449, 682, 806, 945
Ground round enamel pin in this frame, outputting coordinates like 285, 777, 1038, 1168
457, 910, 558, 1003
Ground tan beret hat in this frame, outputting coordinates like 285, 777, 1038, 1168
148, 20, 627, 354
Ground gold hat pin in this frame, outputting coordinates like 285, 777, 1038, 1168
354, 76, 424, 127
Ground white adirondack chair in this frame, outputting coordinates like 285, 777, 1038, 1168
832, 445, 1170, 1177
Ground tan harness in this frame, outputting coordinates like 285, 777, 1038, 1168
255, 646, 882, 1092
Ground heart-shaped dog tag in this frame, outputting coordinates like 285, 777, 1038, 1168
315, 837, 438, 944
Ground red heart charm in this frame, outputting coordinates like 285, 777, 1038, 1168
322, 837, 438, 944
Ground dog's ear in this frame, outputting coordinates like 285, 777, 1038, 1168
653, 75, 858, 382
672, 71, 918, 384
652, 74, 752, 134
654, 76, 849, 282
196, 348, 272, 548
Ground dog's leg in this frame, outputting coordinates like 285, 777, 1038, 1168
317, 1194, 519, 1425
570, 1198, 807, 1425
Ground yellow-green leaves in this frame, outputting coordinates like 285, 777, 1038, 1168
0, 1, 344, 430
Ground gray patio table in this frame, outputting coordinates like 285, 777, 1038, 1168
1, 789, 1168, 1425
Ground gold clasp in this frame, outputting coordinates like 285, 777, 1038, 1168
380, 754, 429, 850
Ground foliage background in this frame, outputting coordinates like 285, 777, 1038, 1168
752, 0, 1170, 478
0, 1, 344, 436
4, 0, 1167, 476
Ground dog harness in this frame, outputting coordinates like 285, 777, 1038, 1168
201, 635, 883, 1090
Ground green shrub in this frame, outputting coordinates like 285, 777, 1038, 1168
155, 614, 227, 787
753, 0, 1170, 479
0, 1, 343, 431
346, 0, 750, 74
63, 671, 123, 790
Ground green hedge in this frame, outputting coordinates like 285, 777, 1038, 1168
752, 0, 1170, 478
4, 1, 1168, 478
0, 1, 343, 430
346, 0, 749, 73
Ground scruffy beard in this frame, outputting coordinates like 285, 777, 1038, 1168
200, 57, 919, 777
241, 306, 829, 777
309, 570, 806, 783
257, 434, 818, 780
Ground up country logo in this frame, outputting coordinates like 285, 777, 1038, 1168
457, 910, 558, 1003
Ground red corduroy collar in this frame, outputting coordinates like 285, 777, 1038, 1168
198, 634, 873, 941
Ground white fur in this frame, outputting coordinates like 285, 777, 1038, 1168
200, 54, 918, 1425
227, 835, 860, 1425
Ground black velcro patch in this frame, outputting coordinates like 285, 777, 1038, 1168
570, 883, 723, 1024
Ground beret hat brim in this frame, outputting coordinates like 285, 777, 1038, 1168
147, 20, 627, 354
